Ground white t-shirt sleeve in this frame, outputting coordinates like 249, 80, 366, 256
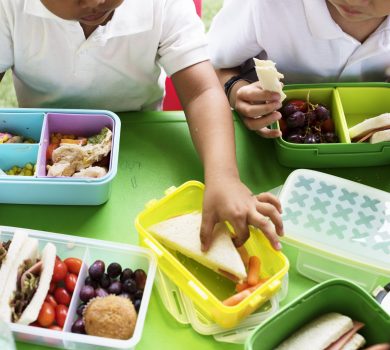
158, 0, 209, 77
207, 0, 263, 69
0, 0, 14, 73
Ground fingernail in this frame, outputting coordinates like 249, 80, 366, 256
275, 242, 282, 250
271, 93, 280, 101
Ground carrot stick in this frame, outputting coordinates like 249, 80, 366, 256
222, 289, 252, 306
237, 246, 250, 267
235, 282, 250, 293
248, 277, 270, 292
247, 256, 261, 286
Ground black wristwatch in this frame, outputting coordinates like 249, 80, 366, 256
224, 75, 251, 101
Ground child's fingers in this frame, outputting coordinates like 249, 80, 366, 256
200, 214, 216, 252
256, 192, 283, 213
255, 127, 282, 139
249, 211, 281, 250
255, 202, 283, 236
230, 218, 250, 248
237, 82, 280, 103
237, 100, 282, 119
242, 111, 282, 131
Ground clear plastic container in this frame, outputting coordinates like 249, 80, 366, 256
279, 169, 390, 291
0, 226, 156, 350
155, 268, 288, 344
0, 108, 121, 205
135, 181, 289, 328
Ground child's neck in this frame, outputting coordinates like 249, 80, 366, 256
327, 2, 386, 43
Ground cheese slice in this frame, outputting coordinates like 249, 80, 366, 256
254, 58, 286, 101
370, 129, 390, 144
349, 113, 390, 139
148, 212, 247, 282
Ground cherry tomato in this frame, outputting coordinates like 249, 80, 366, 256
52, 259, 68, 283
55, 304, 68, 328
290, 99, 307, 112
64, 257, 82, 275
278, 118, 288, 136
49, 325, 62, 331
45, 294, 58, 308
37, 302, 55, 327
49, 281, 56, 294
321, 118, 335, 133
65, 273, 78, 293
54, 287, 71, 306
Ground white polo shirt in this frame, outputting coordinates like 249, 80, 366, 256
0, 0, 209, 111
207, 0, 390, 83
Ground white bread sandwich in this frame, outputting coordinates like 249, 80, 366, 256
0, 238, 56, 325
349, 113, 390, 143
275, 312, 366, 350
253, 58, 287, 102
0, 230, 29, 298
148, 212, 247, 283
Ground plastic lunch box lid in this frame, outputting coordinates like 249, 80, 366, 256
278, 169, 390, 273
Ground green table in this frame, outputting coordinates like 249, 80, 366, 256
1, 111, 389, 350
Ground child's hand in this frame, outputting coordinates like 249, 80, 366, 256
233, 81, 283, 138
200, 177, 284, 252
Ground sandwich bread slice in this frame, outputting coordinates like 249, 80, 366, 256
0, 230, 29, 298
254, 58, 287, 102
275, 312, 365, 350
148, 212, 247, 282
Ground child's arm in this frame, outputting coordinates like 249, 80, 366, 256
216, 67, 283, 139
172, 60, 283, 251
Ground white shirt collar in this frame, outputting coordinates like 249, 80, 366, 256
24, 0, 153, 37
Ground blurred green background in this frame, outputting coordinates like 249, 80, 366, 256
0, 0, 223, 108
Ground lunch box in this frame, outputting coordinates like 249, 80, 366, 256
245, 279, 390, 350
154, 268, 288, 344
135, 181, 289, 329
0, 226, 156, 350
0, 108, 120, 205
273, 83, 390, 168
279, 169, 390, 291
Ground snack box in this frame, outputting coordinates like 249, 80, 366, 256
155, 268, 288, 344
245, 279, 390, 350
135, 181, 289, 329
273, 83, 390, 168
0, 226, 156, 350
0, 108, 120, 205
279, 169, 390, 291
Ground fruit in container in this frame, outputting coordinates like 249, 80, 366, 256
279, 94, 338, 144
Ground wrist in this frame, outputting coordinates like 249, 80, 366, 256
224, 75, 251, 108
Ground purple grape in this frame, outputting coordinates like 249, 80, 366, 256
120, 292, 132, 300
89, 260, 105, 280
99, 273, 111, 289
133, 299, 141, 312
282, 103, 299, 117
84, 276, 99, 289
76, 303, 86, 316
133, 290, 143, 301
286, 133, 304, 144
107, 262, 122, 279
80, 285, 95, 303
304, 134, 317, 144
314, 133, 321, 143
95, 287, 109, 298
120, 268, 134, 283
315, 105, 330, 121
305, 111, 317, 124
286, 111, 306, 128
107, 281, 122, 295
324, 132, 339, 143
122, 279, 137, 294
134, 269, 147, 290
71, 318, 86, 334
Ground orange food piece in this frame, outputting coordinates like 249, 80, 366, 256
222, 289, 251, 307
247, 256, 261, 286
237, 246, 250, 267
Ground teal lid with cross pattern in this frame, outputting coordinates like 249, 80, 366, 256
279, 169, 390, 273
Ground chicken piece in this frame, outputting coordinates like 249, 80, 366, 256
47, 128, 112, 177
72, 166, 107, 178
